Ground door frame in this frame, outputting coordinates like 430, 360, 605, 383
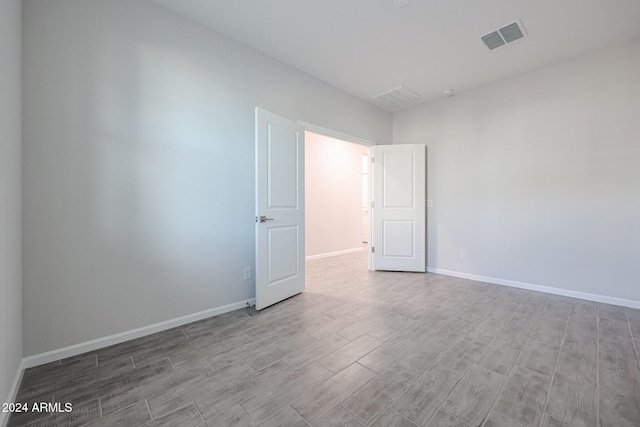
297, 121, 376, 270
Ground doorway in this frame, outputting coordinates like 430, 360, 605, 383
303, 129, 372, 264
255, 109, 424, 310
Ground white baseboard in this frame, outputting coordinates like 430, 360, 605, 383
427, 267, 640, 309
306, 247, 363, 261
1, 359, 27, 427
21, 298, 255, 370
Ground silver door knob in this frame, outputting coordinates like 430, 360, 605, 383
258, 216, 274, 223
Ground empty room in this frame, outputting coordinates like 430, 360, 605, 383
2, 0, 640, 426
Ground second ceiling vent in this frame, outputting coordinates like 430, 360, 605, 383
372, 85, 420, 109
481, 19, 527, 50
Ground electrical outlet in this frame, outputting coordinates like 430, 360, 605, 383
460, 250, 468, 260
243, 267, 252, 280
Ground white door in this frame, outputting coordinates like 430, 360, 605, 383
255, 108, 305, 310
371, 144, 426, 272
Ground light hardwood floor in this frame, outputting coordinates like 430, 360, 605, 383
8, 249, 640, 426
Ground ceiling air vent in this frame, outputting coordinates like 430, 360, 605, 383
481, 32, 505, 50
372, 85, 420, 109
481, 19, 527, 50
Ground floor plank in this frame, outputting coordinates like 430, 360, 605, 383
440, 365, 506, 426
493, 366, 551, 426
289, 362, 375, 424
392, 364, 465, 425
544, 372, 597, 427
341, 362, 417, 425
240, 362, 333, 422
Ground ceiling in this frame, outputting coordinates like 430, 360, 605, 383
149, 0, 640, 112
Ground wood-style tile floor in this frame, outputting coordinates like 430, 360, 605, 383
9, 249, 640, 426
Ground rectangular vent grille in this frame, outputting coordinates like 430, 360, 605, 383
481, 32, 505, 50
500, 22, 524, 43
481, 19, 527, 50
372, 85, 420, 107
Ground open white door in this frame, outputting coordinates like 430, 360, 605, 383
255, 108, 305, 310
371, 144, 426, 272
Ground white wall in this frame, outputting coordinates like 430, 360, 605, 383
305, 132, 368, 258
22, 0, 391, 356
394, 38, 640, 304
0, 0, 23, 416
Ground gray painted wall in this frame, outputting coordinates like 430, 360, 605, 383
394, 38, 640, 303
22, 0, 392, 356
0, 0, 23, 412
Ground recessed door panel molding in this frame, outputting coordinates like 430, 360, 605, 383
382, 151, 415, 208
372, 144, 425, 272
382, 220, 415, 258
256, 108, 305, 310
267, 226, 299, 284
268, 123, 299, 209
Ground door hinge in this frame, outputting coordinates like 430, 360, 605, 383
371, 246, 375, 253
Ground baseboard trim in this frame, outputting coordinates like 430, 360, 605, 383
306, 247, 363, 261
1, 359, 27, 427
427, 267, 640, 309
21, 298, 256, 370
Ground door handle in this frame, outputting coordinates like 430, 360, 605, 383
257, 216, 274, 223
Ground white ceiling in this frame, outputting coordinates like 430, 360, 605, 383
149, 0, 640, 111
